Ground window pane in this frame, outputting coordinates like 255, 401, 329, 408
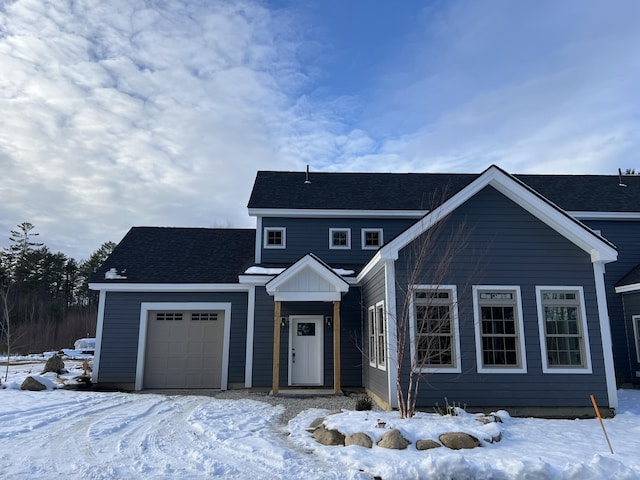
414, 289, 455, 367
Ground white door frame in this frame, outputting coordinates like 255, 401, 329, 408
288, 315, 324, 386
135, 302, 232, 391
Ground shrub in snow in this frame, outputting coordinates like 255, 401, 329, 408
355, 396, 372, 411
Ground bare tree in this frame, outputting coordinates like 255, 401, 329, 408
1, 282, 13, 382
392, 209, 474, 418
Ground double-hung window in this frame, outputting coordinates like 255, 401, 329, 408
410, 286, 460, 372
536, 286, 592, 373
473, 286, 527, 373
368, 301, 386, 370
264, 227, 286, 248
329, 228, 351, 249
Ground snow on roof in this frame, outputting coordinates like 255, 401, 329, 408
244, 266, 355, 276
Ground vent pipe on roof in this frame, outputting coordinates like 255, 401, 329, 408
304, 165, 311, 184
618, 168, 627, 187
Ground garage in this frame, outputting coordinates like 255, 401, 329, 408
144, 310, 225, 388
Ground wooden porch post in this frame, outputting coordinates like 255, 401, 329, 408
272, 300, 281, 394
333, 300, 341, 394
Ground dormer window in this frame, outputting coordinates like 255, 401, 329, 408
329, 228, 351, 249
264, 227, 286, 249
362, 228, 383, 249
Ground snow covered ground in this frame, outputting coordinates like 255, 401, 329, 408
1, 355, 640, 479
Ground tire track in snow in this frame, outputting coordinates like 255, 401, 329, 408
0, 390, 369, 479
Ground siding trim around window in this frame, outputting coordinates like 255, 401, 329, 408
367, 301, 387, 370
535, 286, 593, 374
633, 315, 640, 363
361, 228, 384, 250
329, 228, 351, 249
408, 284, 461, 373
472, 286, 527, 374
263, 227, 286, 249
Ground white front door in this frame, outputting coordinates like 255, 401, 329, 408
289, 316, 323, 386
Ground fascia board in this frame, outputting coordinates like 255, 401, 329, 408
265, 255, 349, 295
238, 275, 273, 285
248, 208, 427, 218
569, 211, 640, 220
377, 165, 618, 264
88, 283, 249, 292
357, 251, 391, 284
615, 283, 640, 294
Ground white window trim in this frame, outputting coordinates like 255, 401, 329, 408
367, 302, 387, 371
409, 284, 461, 373
263, 227, 286, 249
633, 315, 640, 363
535, 286, 593, 374
135, 302, 232, 390
375, 300, 386, 371
361, 228, 384, 250
329, 228, 351, 249
472, 286, 527, 374
368, 306, 376, 368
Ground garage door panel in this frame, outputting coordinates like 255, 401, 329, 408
144, 310, 225, 389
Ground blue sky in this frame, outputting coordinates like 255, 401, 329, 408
1, 0, 639, 259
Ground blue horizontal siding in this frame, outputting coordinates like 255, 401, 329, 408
251, 287, 363, 388
393, 186, 610, 408
98, 291, 248, 385
582, 219, 640, 383
261, 217, 414, 264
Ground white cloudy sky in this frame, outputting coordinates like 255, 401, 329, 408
1, 0, 639, 259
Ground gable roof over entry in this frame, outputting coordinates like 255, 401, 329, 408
265, 254, 349, 302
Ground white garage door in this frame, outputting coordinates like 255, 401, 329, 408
144, 310, 225, 388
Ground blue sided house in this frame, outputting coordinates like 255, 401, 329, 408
89, 165, 640, 416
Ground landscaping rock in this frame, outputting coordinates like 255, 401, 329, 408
476, 414, 503, 424
312, 425, 345, 446
439, 432, 481, 450
345, 432, 373, 448
416, 439, 442, 450
377, 429, 410, 450
21, 376, 47, 391
307, 417, 325, 430
42, 354, 65, 374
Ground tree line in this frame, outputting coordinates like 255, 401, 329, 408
0, 222, 115, 356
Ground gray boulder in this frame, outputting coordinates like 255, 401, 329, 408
312, 425, 345, 446
416, 439, 442, 450
42, 354, 65, 374
345, 432, 373, 448
377, 429, 410, 450
21, 376, 47, 391
439, 432, 481, 450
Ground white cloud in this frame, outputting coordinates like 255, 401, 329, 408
1, 0, 639, 259
0, 0, 310, 259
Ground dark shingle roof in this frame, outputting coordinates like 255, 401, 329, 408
92, 227, 255, 284
616, 264, 640, 289
247, 171, 640, 212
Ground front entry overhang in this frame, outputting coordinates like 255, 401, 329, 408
265, 254, 349, 395
265, 253, 349, 301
